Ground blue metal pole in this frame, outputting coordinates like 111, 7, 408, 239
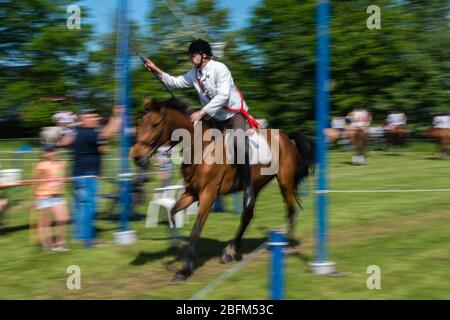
313, 0, 334, 272
117, 0, 132, 232
268, 229, 287, 300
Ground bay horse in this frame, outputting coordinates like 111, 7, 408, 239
130, 98, 314, 280
426, 128, 450, 159
385, 125, 409, 153
347, 127, 369, 164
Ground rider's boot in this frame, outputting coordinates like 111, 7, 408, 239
236, 136, 255, 209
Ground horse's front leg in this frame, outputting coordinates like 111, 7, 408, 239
220, 201, 256, 264
173, 189, 216, 281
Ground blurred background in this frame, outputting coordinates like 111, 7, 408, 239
1, 0, 448, 136
0, 0, 449, 300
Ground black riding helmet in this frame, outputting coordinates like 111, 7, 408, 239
188, 39, 212, 57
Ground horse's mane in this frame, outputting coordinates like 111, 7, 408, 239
144, 98, 189, 115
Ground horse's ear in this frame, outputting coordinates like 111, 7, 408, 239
143, 97, 152, 113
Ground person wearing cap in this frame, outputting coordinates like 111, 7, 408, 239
142, 39, 258, 210
58, 106, 122, 246
32, 144, 69, 252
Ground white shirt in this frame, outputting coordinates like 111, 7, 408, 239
53, 112, 77, 125
349, 110, 371, 128
161, 60, 248, 121
433, 115, 450, 129
331, 117, 346, 129
387, 113, 406, 126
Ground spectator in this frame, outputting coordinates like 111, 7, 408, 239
52, 110, 78, 139
32, 144, 69, 252
58, 106, 121, 247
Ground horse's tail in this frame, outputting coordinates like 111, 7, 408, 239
288, 132, 315, 207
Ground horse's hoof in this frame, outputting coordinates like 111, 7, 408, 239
172, 273, 187, 282
220, 243, 237, 264
220, 253, 235, 264
288, 238, 301, 249
172, 270, 190, 282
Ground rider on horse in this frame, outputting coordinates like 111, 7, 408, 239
385, 109, 407, 131
347, 108, 372, 132
433, 113, 450, 130
142, 39, 258, 210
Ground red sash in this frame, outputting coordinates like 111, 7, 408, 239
196, 76, 259, 129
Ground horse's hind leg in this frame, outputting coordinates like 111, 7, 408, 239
277, 173, 300, 248
169, 192, 195, 227
220, 188, 260, 264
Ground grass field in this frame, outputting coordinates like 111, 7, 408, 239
0, 141, 449, 299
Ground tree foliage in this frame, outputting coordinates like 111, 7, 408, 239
0, 0, 448, 136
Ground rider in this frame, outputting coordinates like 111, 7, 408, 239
385, 109, 407, 131
331, 116, 346, 138
433, 113, 450, 130
142, 39, 258, 209
348, 108, 372, 131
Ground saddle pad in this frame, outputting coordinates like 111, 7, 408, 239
225, 131, 272, 165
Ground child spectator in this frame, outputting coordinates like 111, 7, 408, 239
33, 144, 70, 252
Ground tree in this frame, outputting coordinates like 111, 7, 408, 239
0, 0, 93, 132
244, 0, 449, 134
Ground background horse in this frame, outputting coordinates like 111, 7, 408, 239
131, 98, 314, 280
426, 128, 450, 159
385, 125, 409, 154
348, 127, 369, 164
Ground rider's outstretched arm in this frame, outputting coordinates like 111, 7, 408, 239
143, 58, 193, 89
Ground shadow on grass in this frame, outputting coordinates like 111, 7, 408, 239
425, 156, 448, 160
342, 161, 368, 166
0, 224, 29, 235
383, 152, 405, 156
130, 237, 268, 273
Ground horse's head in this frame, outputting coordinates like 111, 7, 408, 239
131, 98, 189, 168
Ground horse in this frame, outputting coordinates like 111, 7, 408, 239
325, 127, 352, 150
385, 125, 409, 154
130, 98, 314, 280
347, 127, 369, 164
426, 128, 450, 159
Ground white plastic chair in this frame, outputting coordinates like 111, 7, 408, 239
0, 169, 22, 186
185, 201, 199, 222
146, 185, 196, 229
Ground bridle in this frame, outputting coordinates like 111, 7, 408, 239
136, 110, 168, 160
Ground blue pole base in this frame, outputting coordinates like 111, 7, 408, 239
114, 230, 137, 245
309, 261, 336, 275
268, 229, 288, 300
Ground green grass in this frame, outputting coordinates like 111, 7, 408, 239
0, 141, 449, 299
